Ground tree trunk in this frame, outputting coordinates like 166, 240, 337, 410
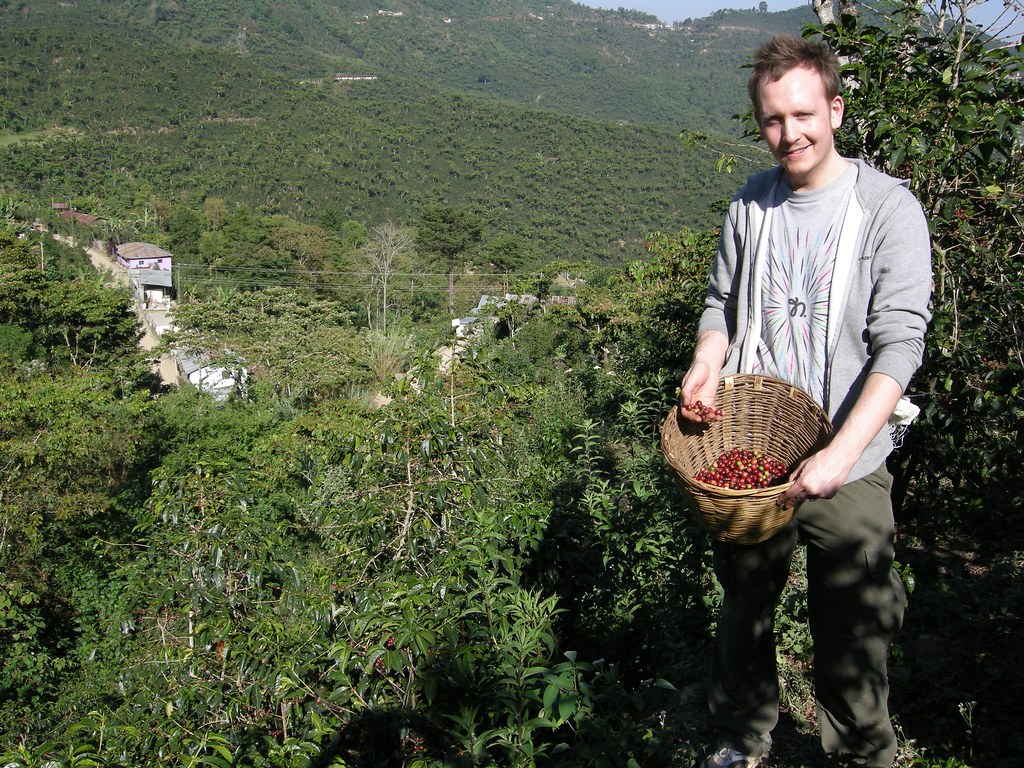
812, 0, 858, 25
812, 0, 836, 25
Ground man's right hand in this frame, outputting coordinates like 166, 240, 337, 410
679, 331, 728, 423
679, 360, 722, 422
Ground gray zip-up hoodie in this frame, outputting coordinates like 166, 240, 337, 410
698, 159, 932, 483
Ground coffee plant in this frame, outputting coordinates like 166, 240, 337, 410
823, 4, 1024, 527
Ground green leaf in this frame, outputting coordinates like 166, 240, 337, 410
557, 692, 579, 722
542, 683, 559, 711
1011, 124, 1024, 147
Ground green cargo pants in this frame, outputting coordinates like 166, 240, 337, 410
707, 463, 906, 767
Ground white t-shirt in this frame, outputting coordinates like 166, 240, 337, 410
754, 163, 858, 404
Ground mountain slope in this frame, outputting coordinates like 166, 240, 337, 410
1, 0, 814, 134
1, 26, 775, 264
0, 2, 807, 263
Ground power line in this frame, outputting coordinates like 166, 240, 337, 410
174, 263, 522, 279
173, 277, 501, 296
172, 263, 532, 297
171, 274, 513, 297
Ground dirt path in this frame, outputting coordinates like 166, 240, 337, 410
62, 236, 178, 385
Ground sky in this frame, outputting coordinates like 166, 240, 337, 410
587, 0, 808, 21
584, 1, 1021, 36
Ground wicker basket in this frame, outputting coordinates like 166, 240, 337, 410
661, 374, 833, 545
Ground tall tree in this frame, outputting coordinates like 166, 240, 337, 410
204, 196, 228, 232
482, 234, 529, 276
363, 222, 413, 333
415, 205, 482, 315
167, 205, 204, 259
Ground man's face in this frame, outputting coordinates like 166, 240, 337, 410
756, 65, 845, 191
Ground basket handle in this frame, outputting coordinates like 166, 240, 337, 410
722, 374, 767, 391
723, 373, 804, 400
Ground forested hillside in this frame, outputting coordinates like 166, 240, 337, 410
0, 24, 739, 265
1, 1, 814, 133
0, 35, 747, 265
0, 2, 815, 265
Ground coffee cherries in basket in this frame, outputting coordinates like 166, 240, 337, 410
693, 448, 788, 490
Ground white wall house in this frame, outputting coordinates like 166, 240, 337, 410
176, 353, 247, 401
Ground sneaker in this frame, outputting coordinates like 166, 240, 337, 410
700, 745, 768, 768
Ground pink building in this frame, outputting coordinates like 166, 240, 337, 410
115, 241, 173, 272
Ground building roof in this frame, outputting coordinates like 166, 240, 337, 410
117, 241, 174, 261
59, 210, 104, 224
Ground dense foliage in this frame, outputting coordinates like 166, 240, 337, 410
829, 2, 1023, 517
0, 1, 814, 135
1, 2, 1021, 767
1, 220, 712, 764
822, 3, 1024, 759
0, 21, 749, 267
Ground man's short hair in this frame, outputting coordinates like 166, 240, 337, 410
748, 35, 842, 120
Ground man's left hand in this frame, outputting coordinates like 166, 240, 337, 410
778, 446, 854, 509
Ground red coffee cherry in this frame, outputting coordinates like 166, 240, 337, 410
694, 448, 788, 490
683, 400, 724, 421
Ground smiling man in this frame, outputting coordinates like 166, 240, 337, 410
754, 57, 847, 192
678, 35, 933, 768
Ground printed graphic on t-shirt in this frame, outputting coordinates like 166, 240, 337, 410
756, 225, 835, 399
